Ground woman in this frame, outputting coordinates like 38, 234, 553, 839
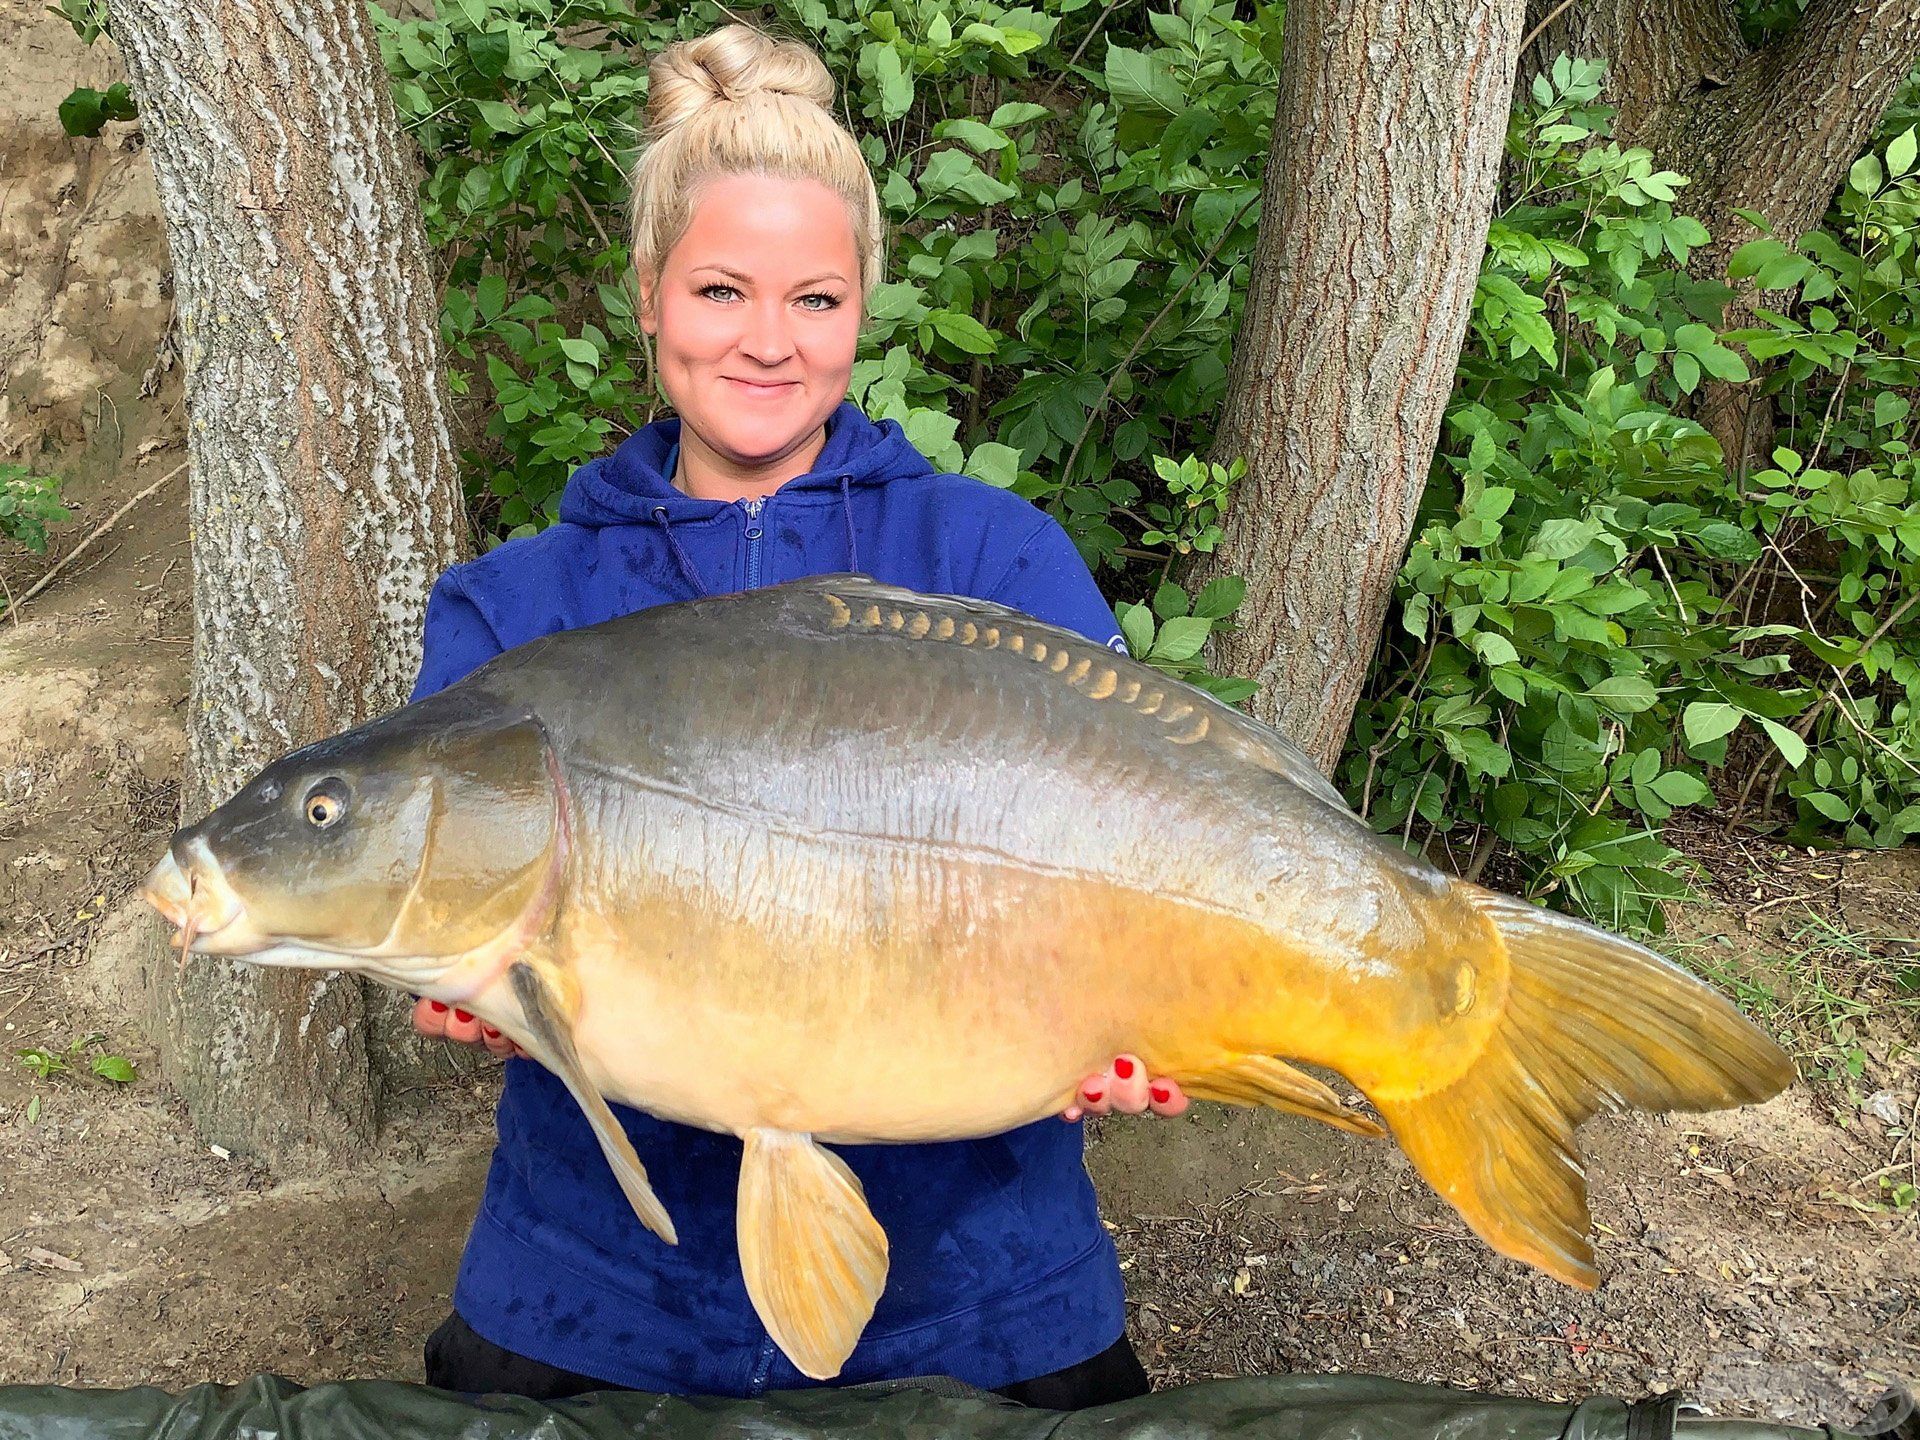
410, 23, 1186, 1409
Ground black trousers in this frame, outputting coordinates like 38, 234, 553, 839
424, 1309, 1150, 1410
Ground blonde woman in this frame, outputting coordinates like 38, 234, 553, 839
410, 24, 1186, 1407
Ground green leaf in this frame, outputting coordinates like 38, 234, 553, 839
90, 1054, 135, 1084
1586, 675, 1657, 715
1758, 717, 1808, 769
1159, 108, 1217, 170
1152, 581, 1190, 619
1889, 126, 1918, 179
476, 275, 508, 323
1849, 153, 1884, 195
558, 337, 598, 366
1192, 575, 1245, 620
1683, 701, 1743, 747
918, 149, 1018, 206
1874, 391, 1911, 430
1117, 602, 1155, 658
1649, 771, 1711, 807
1103, 45, 1184, 114
1150, 615, 1210, 664
964, 442, 1021, 489
936, 118, 1007, 155
474, 99, 523, 134
989, 102, 1052, 129
928, 309, 997, 355
1473, 632, 1520, 666
466, 28, 510, 78
871, 44, 914, 121
1803, 791, 1852, 822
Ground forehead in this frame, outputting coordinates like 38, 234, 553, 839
671, 172, 858, 282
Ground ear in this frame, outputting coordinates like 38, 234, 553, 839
636, 267, 659, 336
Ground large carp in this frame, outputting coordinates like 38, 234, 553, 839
143, 575, 1792, 1380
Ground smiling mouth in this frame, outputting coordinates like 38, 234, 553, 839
725, 377, 798, 391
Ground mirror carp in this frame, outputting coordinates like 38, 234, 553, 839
143, 575, 1794, 1381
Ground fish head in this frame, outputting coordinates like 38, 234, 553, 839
142, 701, 568, 989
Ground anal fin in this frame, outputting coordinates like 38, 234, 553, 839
508, 961, 677, 1245
737, 1129, 890, 1381
1177, 1054, 1386, 1138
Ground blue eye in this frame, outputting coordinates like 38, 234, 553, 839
798, 293, 842, 311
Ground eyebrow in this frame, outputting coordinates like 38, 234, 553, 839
693, 265, 850, 291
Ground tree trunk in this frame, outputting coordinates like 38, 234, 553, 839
1523, 0, 1920, 467
1193, 0, 1528, 773
102, 0, 465, 1163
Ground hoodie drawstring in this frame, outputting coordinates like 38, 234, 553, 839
839, 475, 861, 575
651, 505, 709, 597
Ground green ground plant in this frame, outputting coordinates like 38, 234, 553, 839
0, 463, 71, 556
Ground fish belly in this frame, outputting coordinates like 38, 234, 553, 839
548, 798, 1500, 1145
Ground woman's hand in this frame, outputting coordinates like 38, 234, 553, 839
1061, 1054, 1188, 1122
412, 996, 529, 1060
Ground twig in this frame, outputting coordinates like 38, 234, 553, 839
1518, 0, 1577, 58
6, 461, 187, 619
1037, 0, 1129, 112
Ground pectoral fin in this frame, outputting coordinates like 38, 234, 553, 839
508, 961, 677, 1245
736, 1128, 889, 1381
1177, 1053, 1386, 1138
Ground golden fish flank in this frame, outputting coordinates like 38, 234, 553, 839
141, 574, 1794, 1384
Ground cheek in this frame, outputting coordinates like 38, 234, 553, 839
804, 309, 862, 371
655, 298, 733, 362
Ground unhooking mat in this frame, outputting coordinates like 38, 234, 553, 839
0, 1370, 1909, 1440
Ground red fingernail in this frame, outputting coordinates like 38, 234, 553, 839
1114, 1057, 1135, 1079
428, 1001, 448, 1013
1150, 1083, 1171, 1104
482, 1025, 500, 1039
453, 1008, 473, 1023
1083, 1086, 1103, 1103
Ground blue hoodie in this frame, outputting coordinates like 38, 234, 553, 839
410, 401, 1130, 1397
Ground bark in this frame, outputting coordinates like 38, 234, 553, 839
1523, 0, 1920, 467
1193, 0, 1528, 773
102, 0, 465, 1163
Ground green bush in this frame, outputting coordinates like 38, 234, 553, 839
1345, 57, 1920, 930
369, 0, 1274, 693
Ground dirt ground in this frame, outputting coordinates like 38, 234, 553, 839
1, 407, 1916, 1429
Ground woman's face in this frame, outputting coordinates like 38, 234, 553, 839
639, 172, 863, 478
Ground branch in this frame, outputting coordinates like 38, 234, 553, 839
4, 461, 188, 620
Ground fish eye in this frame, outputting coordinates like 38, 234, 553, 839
302, 778, 349, 829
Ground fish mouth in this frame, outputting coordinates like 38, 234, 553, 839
141, 840, 262, 963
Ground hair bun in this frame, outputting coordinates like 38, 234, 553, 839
647, 24, 836, 136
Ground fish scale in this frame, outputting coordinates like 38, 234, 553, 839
142, 573, 1794, 1385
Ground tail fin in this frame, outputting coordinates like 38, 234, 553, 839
1372, 886, 1794, 1288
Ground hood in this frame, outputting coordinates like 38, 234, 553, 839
558, 400, 935, 530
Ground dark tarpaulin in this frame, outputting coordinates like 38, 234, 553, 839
0, 1371, 1875, 1440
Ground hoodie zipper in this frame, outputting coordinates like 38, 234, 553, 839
742, 496, 767, 589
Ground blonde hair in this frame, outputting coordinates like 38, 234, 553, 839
628, 25, 885, 300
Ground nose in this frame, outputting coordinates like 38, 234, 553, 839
738, 299, 795, 365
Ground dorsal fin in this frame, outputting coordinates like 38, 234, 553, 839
778, 575, 1351, 813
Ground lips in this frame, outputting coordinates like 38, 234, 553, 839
142, 841, 246, 954
724, 377, 798, 394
